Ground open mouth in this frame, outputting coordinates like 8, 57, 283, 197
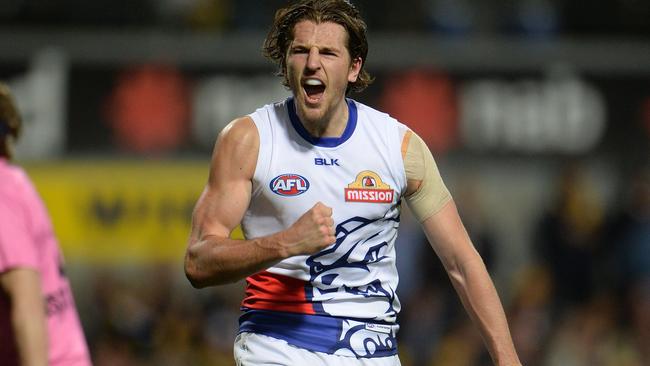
302, 78, 326, 102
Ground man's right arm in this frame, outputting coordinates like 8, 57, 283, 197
184, 117, 335, 288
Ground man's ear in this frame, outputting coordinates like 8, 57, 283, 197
348, 57, 362, 83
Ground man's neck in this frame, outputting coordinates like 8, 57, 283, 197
299, 100, 349, 138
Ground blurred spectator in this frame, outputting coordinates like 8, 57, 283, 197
429, 319, 487, 366
600, 167, 650, 365
399, 284, 448, 366
601, 168, 650, 291
507, 265, 553, 366
534, 163, 604, 313
543, 295, 643, 366
0, 82, 92, 366
83, 264, 243, 366
627, 280, 650, 365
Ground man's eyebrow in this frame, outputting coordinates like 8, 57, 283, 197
288, 43, 341, 53
320, 46, 340, 53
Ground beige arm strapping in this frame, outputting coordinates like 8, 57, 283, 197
402, 130, 452, 222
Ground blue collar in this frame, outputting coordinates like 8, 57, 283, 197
287, 98, 357, 148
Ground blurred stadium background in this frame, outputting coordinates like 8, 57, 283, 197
1, 0, 649, 365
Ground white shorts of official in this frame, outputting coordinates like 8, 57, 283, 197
234, 332, 402, 366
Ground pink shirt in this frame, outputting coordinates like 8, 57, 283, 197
0, 159, 91, 366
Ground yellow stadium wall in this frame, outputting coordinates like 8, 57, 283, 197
24, 160, 244, 263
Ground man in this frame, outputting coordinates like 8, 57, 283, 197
0, 83, 92, 366
184, 1, 521, 365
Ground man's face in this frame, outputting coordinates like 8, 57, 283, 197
286, 20, 361, 128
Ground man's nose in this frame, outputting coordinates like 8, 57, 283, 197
306, 47, 321, 70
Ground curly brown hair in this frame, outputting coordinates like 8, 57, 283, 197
0, 82, 22, 160
263, 0, 373, 94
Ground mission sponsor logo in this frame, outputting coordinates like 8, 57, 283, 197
345, 170, 394, 203
270, 174, 310, 196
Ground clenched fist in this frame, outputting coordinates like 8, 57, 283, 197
280, 202, 336, 257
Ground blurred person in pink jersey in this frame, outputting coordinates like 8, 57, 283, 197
0, 82, 92, 366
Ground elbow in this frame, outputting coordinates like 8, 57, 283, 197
184, 262, 205, 289
184, 250, 233, 288
443, 253, 473, 287
184, 252, 211, 289
185, 268, 234, 288
185, 268, 207, 289
445, 252, 486, 288
445, 261, 465, 286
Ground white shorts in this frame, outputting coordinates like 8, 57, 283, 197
234, 332, 402, 366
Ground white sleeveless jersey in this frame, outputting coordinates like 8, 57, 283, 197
239, 98, 407, 358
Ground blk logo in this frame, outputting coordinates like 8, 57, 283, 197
315, 158, 340, 166
270, 174, 310, 196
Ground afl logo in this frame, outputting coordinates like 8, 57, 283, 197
270, 174, 310, 196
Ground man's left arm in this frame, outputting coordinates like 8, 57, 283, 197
422, 201, 520, 366
401, 129, 521, 366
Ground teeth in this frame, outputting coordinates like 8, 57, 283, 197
304, 79, 323, 86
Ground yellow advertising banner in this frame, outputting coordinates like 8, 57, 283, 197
24, 160, 244, 263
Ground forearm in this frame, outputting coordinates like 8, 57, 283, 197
185, 232, 288, 287
0, 269, 48, 366
11, 292, 48, 366
447, 255, 520, 366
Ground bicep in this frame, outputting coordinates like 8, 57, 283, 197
189, 117, 259, 244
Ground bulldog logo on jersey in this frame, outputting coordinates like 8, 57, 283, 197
270, 174, 310, 196
345, 170, 394, 203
